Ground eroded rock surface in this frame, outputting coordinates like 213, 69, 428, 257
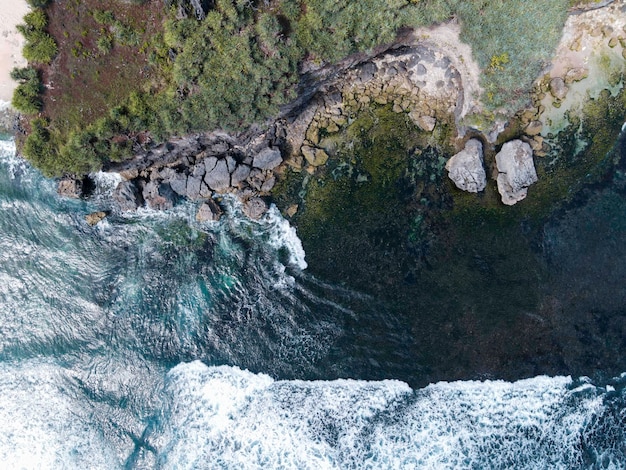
445, 139, 486, 193
495, 140, 538, 205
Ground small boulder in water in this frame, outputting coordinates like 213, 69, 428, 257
445, 139, 486, 193
85, 211, 107, 226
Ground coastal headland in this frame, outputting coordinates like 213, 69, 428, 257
7, 0, 626, 384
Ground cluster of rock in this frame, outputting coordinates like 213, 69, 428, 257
106, 129, 285, 220
445, 138, 538, 205
285, 45, 462, 172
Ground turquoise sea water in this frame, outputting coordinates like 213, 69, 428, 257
0, 138, 625, 468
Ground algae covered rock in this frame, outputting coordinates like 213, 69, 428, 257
495, 140, 538, 206
445, 139, 486, 193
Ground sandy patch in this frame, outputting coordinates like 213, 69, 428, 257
413, 21, 484, 122
0, 0, 29, 105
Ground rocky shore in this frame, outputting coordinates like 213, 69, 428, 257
50, 1, 626, 228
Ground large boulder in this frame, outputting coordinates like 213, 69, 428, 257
204, 159, 230, 191
253, 147, 282, 170
113, 181, 142, 211
495, 140, 538, 206
196, 199, 223, 222
445, 139, 486, 193
231, 164, 251, 186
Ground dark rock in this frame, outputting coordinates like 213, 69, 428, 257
416, 64, 427, 75
242, 197, 268, 219
186, 175, 203, 200
57, 177, 83, 199
435, 57, 451, 69
209, 141, 229, 155
357, 62, 378, 82
196, 199, 222, 222
142, 181, 176, 210
204, 159, 230, 191
253, 147, 282, 170
231, 164, 251, 186
113, 181, 142, 211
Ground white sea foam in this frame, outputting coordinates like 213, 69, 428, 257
90, 170, 123, 197
264, 204, 308, 270
0, 361, 122, 469
151, 362, 616, 470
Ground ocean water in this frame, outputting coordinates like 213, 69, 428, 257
0, 138, 625, 469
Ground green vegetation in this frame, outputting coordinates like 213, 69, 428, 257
15, 0, 571, 175
10, 67, 42, 114
17, 8, 58, 64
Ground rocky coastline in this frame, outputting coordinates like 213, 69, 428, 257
48, 1, 626, 229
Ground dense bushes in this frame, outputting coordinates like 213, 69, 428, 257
17, 8, 57, 64
10, 67, 42, 114
15, 0, 572, 176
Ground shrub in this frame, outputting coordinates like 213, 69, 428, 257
22, 31, 58, 63
23, 9, 48, 30
10, 67, 42, 114
26, 0, 50, 7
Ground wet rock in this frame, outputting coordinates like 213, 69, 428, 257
113, 181, 142, 211
253, 147, 282, 170
196, 199, 222, 222
415, 115, 436, 132
231, 164, 251, 186
495, 140, 538, 206
204, 159, 230, 191
445, 139, 486, 193
301, 146, 329, 167
85, 211, 107, 226
564, 67, 589, 84
525, 120, 543, 136
57, 177, 83, 198
549, 77, 568, 100
242, 197, 268, 219
143, 181, 176, 210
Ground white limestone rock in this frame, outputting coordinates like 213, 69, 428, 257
445, 139, 486, 193
495, 140, 538, 206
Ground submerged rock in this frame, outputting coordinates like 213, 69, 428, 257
445, 139, 486, 193
495, 140, 538, 206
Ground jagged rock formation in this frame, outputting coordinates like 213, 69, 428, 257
495, 140, 538, 206
445, 139, 486, 193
